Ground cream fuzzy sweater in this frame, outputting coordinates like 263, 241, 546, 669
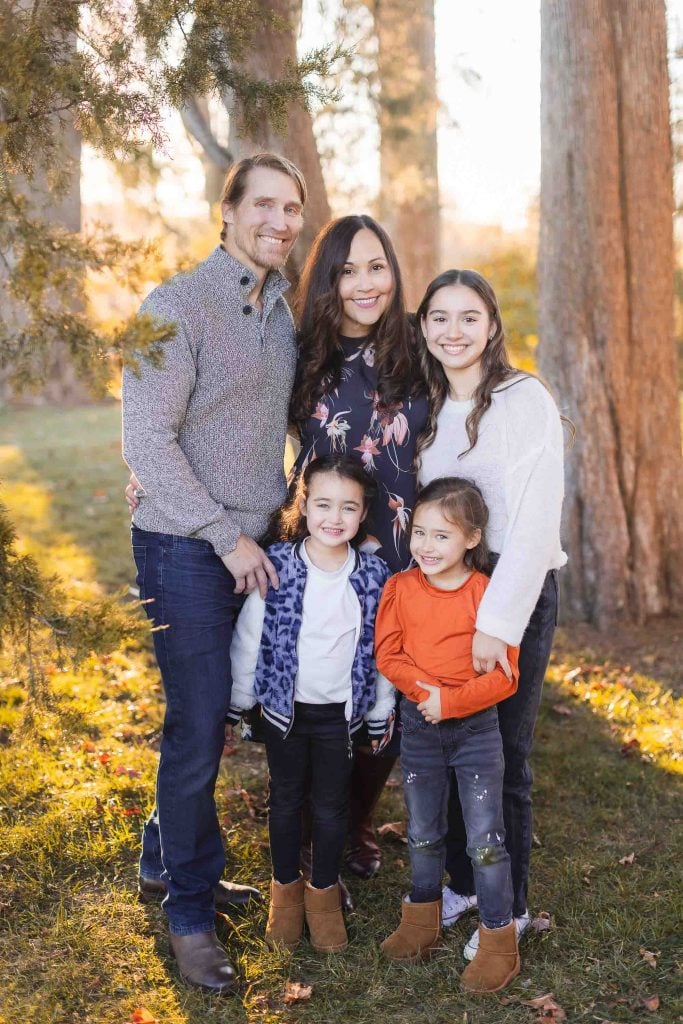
419, 375, 566, 645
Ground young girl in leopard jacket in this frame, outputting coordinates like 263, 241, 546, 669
227, 454, 394, 954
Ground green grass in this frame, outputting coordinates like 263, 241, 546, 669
1, 403, 682, 1024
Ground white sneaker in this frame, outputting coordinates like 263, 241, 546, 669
441, 887, 477, 927
463, 910, 531, 961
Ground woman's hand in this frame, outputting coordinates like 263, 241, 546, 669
125, 472, 144, 514
417, 682, 443, 724
472, 630, 512, 679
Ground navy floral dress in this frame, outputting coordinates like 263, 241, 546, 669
292, 335, 429, 574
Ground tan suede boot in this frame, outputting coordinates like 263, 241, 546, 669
460, 920, 520, 993
265, 876, 305, 950
380, 896, 442, 963
304, 880, 348, 953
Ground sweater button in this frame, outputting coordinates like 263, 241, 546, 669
242, 304, 252, 315
240, 275, 250, 286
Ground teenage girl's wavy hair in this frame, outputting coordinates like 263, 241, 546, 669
411, 476, 490, 573
289, 215, 424, 424
415, 269, 518, 461
271, 454, 378, 547
415, 269, 575, 461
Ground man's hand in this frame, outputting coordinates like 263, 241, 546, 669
125, 472, 144, 514
222, 534, 279, 598
472, 630, 512, 679
417, 682, 443, 724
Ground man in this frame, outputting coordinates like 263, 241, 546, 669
122, 152, 306, 993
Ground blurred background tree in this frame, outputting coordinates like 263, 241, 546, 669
0, 0, 342, 700
539, 0, 683, 628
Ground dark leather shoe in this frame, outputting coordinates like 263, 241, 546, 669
169, 929, 237, 993
139, 875, 262, 910
345, 831, 382, 880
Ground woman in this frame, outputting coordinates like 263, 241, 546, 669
414, 268, 566, 960
287, 215, 429, 880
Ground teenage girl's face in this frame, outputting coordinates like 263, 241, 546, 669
410, 501, 481, 588
338, 228, 394, 338
421, 284, 493, 381
300, 472, 368, 551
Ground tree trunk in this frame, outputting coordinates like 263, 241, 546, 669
539, 0, 683, 627
374, 0, 439, 310
225, 0, 330, 271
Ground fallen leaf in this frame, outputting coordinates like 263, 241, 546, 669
283, 981, 313, 1005
552, 703, 573, 716
620, 738, 641, 758
532, 833, 543, 847
639, 947, 657, 968
521, 993, 566, 1022
385, 777, 402, 788
130, 1010, 158, 1024
642, 994, 660, 1012
563, 667, 581, 681
618, 852, 635, 866
82, 741, 96, 753
531, 911, 552, 933
378, 821, 408, 842
97, 752, 111, 765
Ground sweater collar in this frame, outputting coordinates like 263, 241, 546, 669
205, 246, 292, 305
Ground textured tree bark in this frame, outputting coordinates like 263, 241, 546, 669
373, 0, 439, 310
225, 0, 331, 270
539, 0, 683, 627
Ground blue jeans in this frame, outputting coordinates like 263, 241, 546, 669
263, 702, 353, 889
132, 526, 244, 935
400, 698, 513, 929
446, 566, 559, 917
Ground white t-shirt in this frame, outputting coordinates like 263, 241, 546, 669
419, 375, 567, 645
295, 540, 359, 707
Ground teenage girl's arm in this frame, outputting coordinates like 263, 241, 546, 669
226, 588, 266, 724
475, 379, 565, 653
374, 577, 441, 701
418, 646, 519, 724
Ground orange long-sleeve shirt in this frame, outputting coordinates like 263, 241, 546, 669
375, 568, 519, 719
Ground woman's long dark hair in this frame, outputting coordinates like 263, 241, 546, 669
414, 269, 518, 461
290, 215, 424, 425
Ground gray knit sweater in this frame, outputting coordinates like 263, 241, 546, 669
121, 246, 296, 556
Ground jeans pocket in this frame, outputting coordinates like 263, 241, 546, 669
132, 544, 147, 602
464, 706, 499, 736
400, 701, 428, 737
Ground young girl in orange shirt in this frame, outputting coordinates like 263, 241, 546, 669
376, 476, 520, 993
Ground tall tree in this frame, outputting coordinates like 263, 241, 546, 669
539, 0, 683, 627
373, 0, 439, 309
181, 0, 331, 270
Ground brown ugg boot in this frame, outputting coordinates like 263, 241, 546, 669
265, 876, 305, 950
460, 920, 520, 993
304, 880, 348, 953
380, 896, 442, 963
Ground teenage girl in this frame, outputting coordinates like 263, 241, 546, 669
415, 269, 566, 960
227, 455, 395, 953
376, 477, 520, 992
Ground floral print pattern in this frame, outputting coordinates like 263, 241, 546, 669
292, 335, 429, 573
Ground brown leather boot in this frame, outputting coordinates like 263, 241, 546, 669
265, 876, 305, 950
380, 896, 442, 963
345, 750, 396, 879
460, 921, 520, 993
169, 929, 238, 993
304, 880, 348, 953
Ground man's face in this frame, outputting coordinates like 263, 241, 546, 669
222, 167, 304, 274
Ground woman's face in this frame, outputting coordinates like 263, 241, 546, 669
421, 284, 493, 380
338, 228, 394, 337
